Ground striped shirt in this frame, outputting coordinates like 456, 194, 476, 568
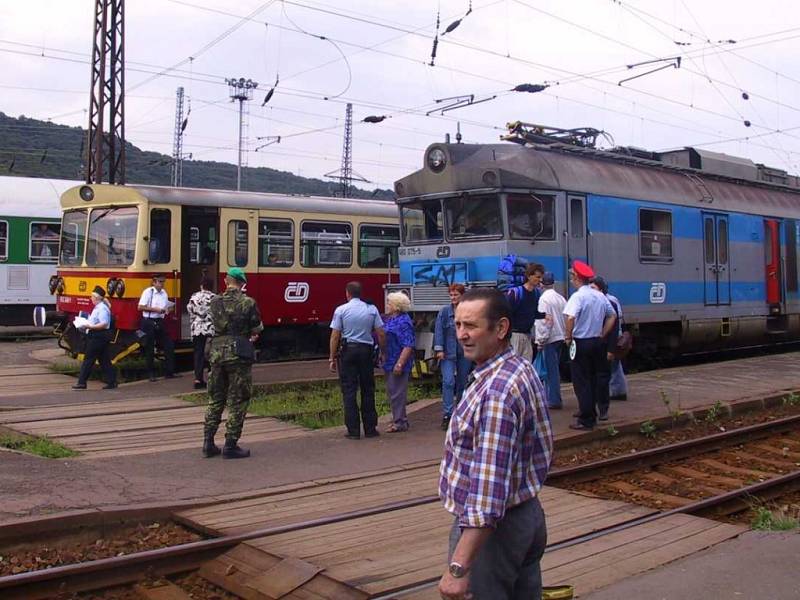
439, 346, 554, 528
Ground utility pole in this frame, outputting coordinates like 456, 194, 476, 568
171, 87, 185, 187
325, 103, 368, 197
226, 77, 257, 191
86, 0, 125, 184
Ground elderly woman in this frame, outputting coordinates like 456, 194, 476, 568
382, 291, 416, 433
186, 276, 216, 389
73, 286, 117, 390
433, 284, 471, 430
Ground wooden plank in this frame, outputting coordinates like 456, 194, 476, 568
0, 397, 190, 423
244, 557, 323, 599
135, 582, 193, 600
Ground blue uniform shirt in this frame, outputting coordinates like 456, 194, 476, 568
88, 301, 111, 329
563, 285, 613, 339
331, 298, 383, 345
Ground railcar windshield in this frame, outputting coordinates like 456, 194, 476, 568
400, 199, 443, 244
86, 206, 138, 266
60, 209, 88, 265
445, 194, 502, 240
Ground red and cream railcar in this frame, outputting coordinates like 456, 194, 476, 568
52, 183, 399, 361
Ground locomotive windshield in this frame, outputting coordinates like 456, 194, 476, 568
401, 199, 443, 244
445, 194, 501, 239
59, 209, 88, 265
86, 206, 138, 266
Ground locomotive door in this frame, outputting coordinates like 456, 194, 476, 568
702, 212, 731, 306
764, 219, 782, 307
566, 195, 588, 283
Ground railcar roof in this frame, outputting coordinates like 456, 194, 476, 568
395, 143, 800, 219
0, 176, 79, 219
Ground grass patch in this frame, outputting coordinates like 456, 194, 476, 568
185, 378, 442, 429
751, 505, 800, 531
0, 433, 78, 459
48, 356, 167, 383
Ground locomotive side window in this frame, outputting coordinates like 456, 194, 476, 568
149, 208, 171, 264
401, 199, 443, 244
508, 194, 555, 240
258, 219, 293, 267
570, 197, 585, 238
29, 222, 61, 262
60, 209, 88, 266
301, 221, 352, 267
0, 221, 7, 261
717, 219, 728, 265
639, 209, 673, 262
359, 224, 399, 268
704, 218, 715, 262
445, 194, 502, 240
87, 207, 137, 266
228, 220, 249, 267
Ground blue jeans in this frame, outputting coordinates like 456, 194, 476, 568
542, 341, 563, 408
441, 353, 471, 416
609, 359, 628, 397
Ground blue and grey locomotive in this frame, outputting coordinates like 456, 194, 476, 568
389, 124, 800, 358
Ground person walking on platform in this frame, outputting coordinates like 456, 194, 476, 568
534, 272, 567, 409
564, 261, 616, 430
137, 274, 177, 381
382, 292, 415, 433
203, 268, 263, 459
438, 288, 553, 600
505, 263, 545, 362
434, 283, 472, 431
73, 286, 117, 390
187, 276, 216, 390
590, 276, 629, 401
329, 281, 386, 439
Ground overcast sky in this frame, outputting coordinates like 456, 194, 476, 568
2, 0, 799, 190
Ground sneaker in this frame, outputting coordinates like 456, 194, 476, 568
440, 415, 451, 431
599, 411, 609, 421
569, 422, 594, 431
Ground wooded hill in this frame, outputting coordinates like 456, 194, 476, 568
0, 112, 394, 199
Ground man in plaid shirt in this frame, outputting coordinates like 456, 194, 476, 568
438, 288, 554, 600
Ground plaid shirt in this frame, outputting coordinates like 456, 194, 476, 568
439, 346, 553, 528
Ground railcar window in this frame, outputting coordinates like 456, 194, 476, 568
86, 207, 137, 267
29, 222, 61, 263
639, 209, 673, 262
359, 224, 399, 268
508, 194, 555, 240
59, 209, 88, 266
301, 221, 352, 267
258, 219, 294, 267
445, 195, 502, 240
228, 220, 249, 267
401, 200, 443, 244
149, 209, 171, 264
0, 221, 7, 261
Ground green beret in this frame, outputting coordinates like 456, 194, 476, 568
227, 267, 247, 283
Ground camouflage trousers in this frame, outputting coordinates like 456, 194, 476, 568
204, 361, 253, 444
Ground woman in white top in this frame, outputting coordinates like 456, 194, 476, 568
186, 276, 216, 389
73, 286, 117, 390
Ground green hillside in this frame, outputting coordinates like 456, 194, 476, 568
0, 112, 394, 199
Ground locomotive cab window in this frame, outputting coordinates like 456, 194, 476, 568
87, 207, 137, 266
639, 209, 673, 262
359, 224, 399, 268
301, 221, 352, 267
258, 219, 293, 267
29, 222, 61, 262
149, 208, 171, 264
445, 194, 502, 240
400, 199, 443, 244
0, 220, 7, 261
60, 209, 88, 266
507, 193, 555, 240
228, 220, 249, 267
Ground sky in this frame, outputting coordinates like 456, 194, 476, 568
1, 0, 799, 191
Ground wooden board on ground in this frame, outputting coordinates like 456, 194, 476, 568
135, 582, 193, 600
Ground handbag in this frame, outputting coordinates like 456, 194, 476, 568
614, 331, 633, 359
233, 336, 256, 361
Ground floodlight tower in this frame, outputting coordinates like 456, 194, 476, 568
226, 77, 258, 191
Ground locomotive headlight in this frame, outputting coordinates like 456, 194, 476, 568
114, 278, 125, 297
48, 275, 58, 295
106, 278, 118, 296
427, 147, 447, 173
56, 277, 65, 295
79, 186, 94, 202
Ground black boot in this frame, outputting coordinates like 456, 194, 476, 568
202, 429, 220, 458
222, 439, 250, 459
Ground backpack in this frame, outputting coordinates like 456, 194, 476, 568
496, 254, 529, 291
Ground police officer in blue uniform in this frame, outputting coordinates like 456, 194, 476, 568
563, 261, 616, 430
329, 281, 387, 439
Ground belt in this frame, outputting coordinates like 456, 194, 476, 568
144, 316, 164, 320
343, 339, 373, 347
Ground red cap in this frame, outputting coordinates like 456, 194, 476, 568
572, 260, 595, 279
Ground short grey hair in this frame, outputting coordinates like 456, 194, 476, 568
386, 291, 411, 313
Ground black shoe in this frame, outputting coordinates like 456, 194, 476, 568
569, 422, 594, 431
364, 430, 380, 438
102, 383, 117, 390
610, 394, 628, 401
441, 415, 451, 431
165, 373, 181, 379
202, 433, 221, 458
344, 433, 360, 440
222, 444, 250, 459
72, 383, 87, 390
193, 381, 207, 390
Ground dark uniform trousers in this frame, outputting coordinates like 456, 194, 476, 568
571, 337, 611, 427
78, 330, 116, 386
141, 317, 175, 376
338, 341, 378, 436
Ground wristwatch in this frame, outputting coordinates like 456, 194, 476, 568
448, 561, 468, 578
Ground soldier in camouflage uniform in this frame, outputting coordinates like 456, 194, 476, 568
203, 267, 263, 459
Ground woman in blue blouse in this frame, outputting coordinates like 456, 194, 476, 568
382, 292, 416, 432
73, 286, 117, 390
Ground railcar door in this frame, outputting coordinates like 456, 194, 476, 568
702, 212, 731, 306
566, 194, 588, 275
764, 219, 782, 308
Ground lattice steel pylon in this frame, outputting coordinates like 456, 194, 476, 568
325, 104, 368, 197
86, 0, 125, 184
171, 87, 185, 187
